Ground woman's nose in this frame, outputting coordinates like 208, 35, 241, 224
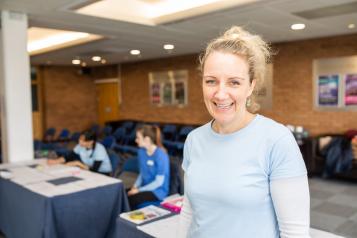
214, 84, 229, 99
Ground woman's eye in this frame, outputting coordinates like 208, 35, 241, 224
205, 80, 216, 85
230, 80, 240, 86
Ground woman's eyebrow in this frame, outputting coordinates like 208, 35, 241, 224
228, 76, 245, 80
203, 75, 216, 79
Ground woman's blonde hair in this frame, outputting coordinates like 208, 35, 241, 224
199, 26, 271, 113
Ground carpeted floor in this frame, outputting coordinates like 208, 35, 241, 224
309, 177, 357, 238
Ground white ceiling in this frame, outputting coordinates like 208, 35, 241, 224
1, 0, 357, 66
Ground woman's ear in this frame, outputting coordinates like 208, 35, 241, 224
248, 79, 256, 96
144, 136, 151, 145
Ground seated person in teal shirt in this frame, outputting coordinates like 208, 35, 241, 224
48, 131, 112, 176
127, 124, 170, 210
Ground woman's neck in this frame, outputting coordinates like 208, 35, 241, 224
146, 144, 157, 156
213, 111, 256, 134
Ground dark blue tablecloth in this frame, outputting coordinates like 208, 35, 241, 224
0, 178, 129, 238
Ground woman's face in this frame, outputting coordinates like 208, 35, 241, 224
135, 131, 149, 148
202, 51, 255, 127
79, 135, 93, 149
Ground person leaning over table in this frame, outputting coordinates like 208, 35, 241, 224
178, 26, 310, 238
47, 130, 112, 176
127, 124, 170, 210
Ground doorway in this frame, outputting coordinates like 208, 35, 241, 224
95, 79, 120, 125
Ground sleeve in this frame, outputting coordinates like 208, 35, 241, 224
177, 175, 192, 238
90, 161, 102, 172
269, 132, 307, 180
73, 144, 81, 154
93, 143, 107, 162
134, 174, 142, 188
155, 150, 169, 175
182, 134, 192, 172
138, 175, 165, 192
270, 175, 311, 238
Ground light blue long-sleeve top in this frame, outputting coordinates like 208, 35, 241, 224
182, 114, 307, 238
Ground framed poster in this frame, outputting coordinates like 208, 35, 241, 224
344, 74, 357, 106
318, 75, 339, 106
149, 70, 188, 106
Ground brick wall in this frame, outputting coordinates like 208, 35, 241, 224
119, 34, 357, 135
119, 54, 211, 125
263, 34, 357, 135
39, 33, 357, 136
42, 66, 97, 133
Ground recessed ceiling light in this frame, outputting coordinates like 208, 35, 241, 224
163, 44, 174, 50
348, 23, 355, 29
92, 56, 101, 61
130, 49, 140, 55
101, 59, 107, 64
72, 59, 81, 65
291, 23, 306, 30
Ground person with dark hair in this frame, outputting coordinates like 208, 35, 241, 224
127, 124, 170, 210
47, 131, 112, 175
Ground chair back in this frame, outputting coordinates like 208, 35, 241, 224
113, 127, 125, 141
70, 132, 81, 142
169, 160, 184, 195
162, 124, 177, 141
44, 127, 56, 141
57, 129, 70, 140
177, 126, 194, 142
102, 125, 113, 136
101, 136, 116, 149
115, 156, 139, 177
107, 149, 122, 176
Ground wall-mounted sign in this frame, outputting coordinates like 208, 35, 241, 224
149, 70, 188, 106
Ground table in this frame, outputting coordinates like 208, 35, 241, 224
115, 207, 176, 238
115, 211, 344, 238
0, 159, 129, 238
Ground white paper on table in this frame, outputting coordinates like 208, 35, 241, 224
0, 159, 45, 170
43, 165, 81, 176
310, 228, 345, 238
1, 160, 122, 197
75, 170, 120, 188
0, 171, 13, 179
137, 215, 180, 238
25, 181, 88, 197
10, 167, 53, 185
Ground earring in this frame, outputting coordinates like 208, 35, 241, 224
246, 97, 251, 107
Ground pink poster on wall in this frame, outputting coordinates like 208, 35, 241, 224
345, 74, 357, 106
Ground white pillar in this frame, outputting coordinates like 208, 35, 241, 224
0, 10, 34, 163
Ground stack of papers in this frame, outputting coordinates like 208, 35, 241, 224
0, 169, 13, 179
120, 205, 171, 225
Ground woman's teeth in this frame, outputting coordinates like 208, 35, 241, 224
215, 102, 233, 109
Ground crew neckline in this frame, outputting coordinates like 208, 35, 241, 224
209, 114, 261, 138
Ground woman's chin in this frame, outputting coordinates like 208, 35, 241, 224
212, 116, 236, 127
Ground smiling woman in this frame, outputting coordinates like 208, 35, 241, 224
179, 26, 311, 238
202, 52, 255, 133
